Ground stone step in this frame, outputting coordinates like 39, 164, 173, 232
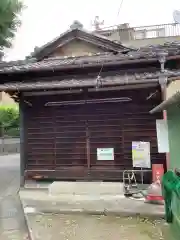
48, 181, 124, 196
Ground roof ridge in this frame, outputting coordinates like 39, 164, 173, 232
30, 26, 131, 60
42, 52, 115, 62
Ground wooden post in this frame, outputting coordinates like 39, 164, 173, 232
19, 94, 26, 187
161, 85, 170, 170
158, 52, 169, 170
86, 123, 90, 170
159, 76, 170, 170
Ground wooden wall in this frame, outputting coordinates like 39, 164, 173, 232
23, 87, 165, 182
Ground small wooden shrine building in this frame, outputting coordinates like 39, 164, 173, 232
1, 21, 180, 184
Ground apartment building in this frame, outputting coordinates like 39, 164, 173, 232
94, 22, 180, 48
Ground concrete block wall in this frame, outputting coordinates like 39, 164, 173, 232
0, 138, 20, 155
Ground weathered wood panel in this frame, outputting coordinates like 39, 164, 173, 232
24, 87, 164, 181
54, 105, 87, 168
26, 106, 55, 169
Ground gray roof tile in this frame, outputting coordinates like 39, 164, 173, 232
0, 42, 180, 74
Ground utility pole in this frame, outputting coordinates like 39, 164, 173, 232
92, 16, 104, 31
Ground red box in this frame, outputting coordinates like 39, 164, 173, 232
152, 164, 164, 182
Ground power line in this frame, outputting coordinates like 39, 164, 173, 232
94, 0, 124, 31
96, 1, 125, 32
117, 0, 124, 18
95, 0, 124, 88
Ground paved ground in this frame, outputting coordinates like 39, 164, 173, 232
25, 213, 170, 240
20, 183, 167, 240
2, 154, 168, 240
20, 187, 165, 218
0, 154, 30, 239
0, 154, 20, 198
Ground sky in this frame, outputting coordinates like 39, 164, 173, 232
5, 0, 180, 60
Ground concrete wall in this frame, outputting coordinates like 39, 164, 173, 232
0, 138, 20, 155
167, 105, 180, 170
0, 92, 15, 105
164, 81, 180, 170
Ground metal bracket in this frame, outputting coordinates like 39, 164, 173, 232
157, 51, 168, 73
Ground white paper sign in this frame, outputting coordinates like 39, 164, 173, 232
156, 119, 169, 153
132, 141, 151, 168
97, 148, 114, 161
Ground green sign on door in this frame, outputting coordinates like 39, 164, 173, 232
97, 148, 114, 161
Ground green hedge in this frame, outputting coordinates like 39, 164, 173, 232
0, 105, 19, 137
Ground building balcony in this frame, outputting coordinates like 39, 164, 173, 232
96, 23, 180, 48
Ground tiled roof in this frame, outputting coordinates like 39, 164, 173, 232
0, 52, 159, 74
0, 42, 180, 74
0, 71, 175, 91
31, 27, 130, 60
2, 68, 180, 92
138, 41, 180, 53
0, 52, 139, 74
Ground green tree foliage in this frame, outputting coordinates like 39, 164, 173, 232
0, 0, 23, 55
0, 106, 19, 137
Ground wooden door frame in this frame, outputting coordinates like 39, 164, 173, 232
86, 122, 91, 169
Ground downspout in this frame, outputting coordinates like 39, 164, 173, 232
157, 51, 170, 170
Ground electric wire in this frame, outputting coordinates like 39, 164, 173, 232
116, 0, 124, 19
95, 0, 124, 88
